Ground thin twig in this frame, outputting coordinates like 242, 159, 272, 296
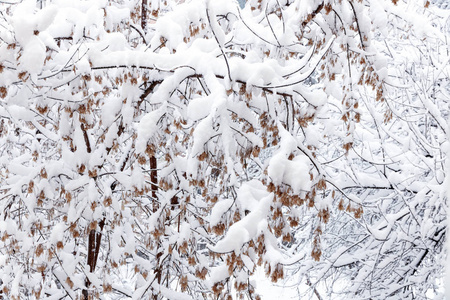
206, 8, 232, 82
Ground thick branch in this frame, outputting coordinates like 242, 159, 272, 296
81, 123, 92, 154
142, 0, 148, 30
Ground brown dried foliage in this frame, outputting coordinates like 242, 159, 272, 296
270, 264, 284, 282
103, 196, 112, 207
56, 241, 64, 250
66, 277, 74, 289
311, 236, 322, 261
28, 180, 34, 194
195, 267, 207, 280
0, 86, 7, 99
35, 244, 44, 257
180, 275, 188, 292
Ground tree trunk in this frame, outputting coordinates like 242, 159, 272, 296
82, 219, 105, 299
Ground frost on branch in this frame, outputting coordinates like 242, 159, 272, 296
0, 0, 448, 299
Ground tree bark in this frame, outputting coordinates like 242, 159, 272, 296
150, 155, 158, 212
82, 218, 105, 299
142, 0, 148, 30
